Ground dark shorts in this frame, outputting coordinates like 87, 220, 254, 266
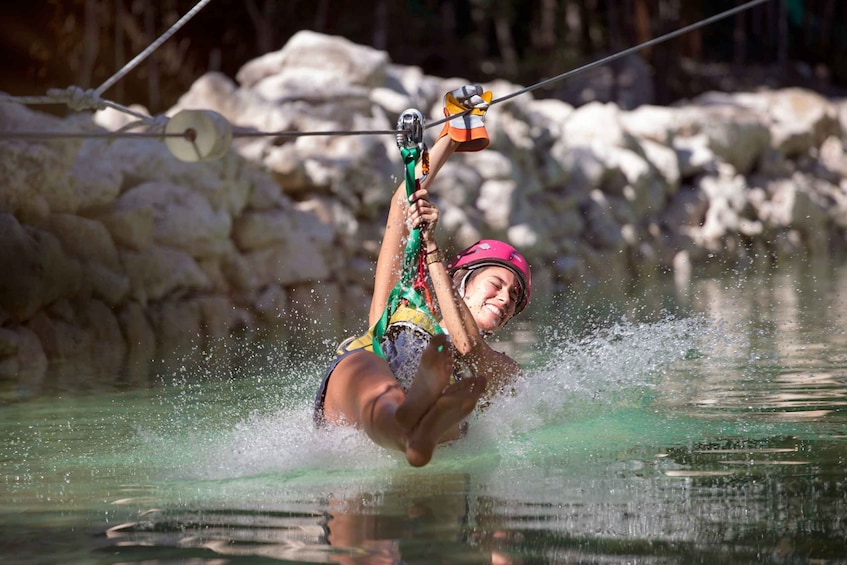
313, 349, 358, 427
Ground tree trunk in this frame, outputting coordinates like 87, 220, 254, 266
734, 4, 747, 66
633, 0, 652, 58
144, 1, 159, 112
679, 2, 701, 59
245, 0, 276, 55
777, 0, 789, 77
113, 0, 124, 102
373, 0, 389, 51
314, 0, 329, 32
79, 0, 101, 88
575, 0, 594, 54
537, 0, 557, 49
652, 0, 674, 105
494, 12, 519, 76
606, 0, 622, 51
820, 0, 835, 54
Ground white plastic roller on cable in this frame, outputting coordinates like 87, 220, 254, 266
164, 109, 232, 162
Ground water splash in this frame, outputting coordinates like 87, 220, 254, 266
137, 313, 713, 481
479, 314, 710, 435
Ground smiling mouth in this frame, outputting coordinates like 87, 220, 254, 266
484, 303, 504, 320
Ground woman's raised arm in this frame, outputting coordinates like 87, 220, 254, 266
368, 134, 459, 326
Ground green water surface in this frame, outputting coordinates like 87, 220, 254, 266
2, 259, 847, 564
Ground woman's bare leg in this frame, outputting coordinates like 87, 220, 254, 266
403, 376, 486, 467
323, 351, 410, 453
397, 334, 487, 467
323, 335, 485, 466
395, 334, 453, 430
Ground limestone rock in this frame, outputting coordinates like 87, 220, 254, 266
0, 215, 83, 322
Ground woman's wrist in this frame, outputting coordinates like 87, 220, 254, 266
425, 247, 443, 265
423, 239, 438, 254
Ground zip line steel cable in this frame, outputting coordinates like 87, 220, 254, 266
0, 0, 773, 150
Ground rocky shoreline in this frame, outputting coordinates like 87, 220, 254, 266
1, 30, 846, 398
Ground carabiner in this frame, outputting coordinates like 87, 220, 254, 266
396, 108, 425, 152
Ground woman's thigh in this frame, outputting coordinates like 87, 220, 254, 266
323, 350, 402, 425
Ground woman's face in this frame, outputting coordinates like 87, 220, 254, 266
461, 266, 521, 333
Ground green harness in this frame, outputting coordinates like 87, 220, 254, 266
371, 140, 443, 359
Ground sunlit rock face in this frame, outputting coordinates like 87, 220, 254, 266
1, 30, 845, 395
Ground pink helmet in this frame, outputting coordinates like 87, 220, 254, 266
447, 239, 532, 314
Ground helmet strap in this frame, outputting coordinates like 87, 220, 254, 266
458, 270, 474, 299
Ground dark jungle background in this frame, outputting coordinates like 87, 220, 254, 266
2, 0, 846, 114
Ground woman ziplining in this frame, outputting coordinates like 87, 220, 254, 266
313, 85, 532, 467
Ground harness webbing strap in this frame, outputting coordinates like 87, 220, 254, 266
372, 146, 443, 359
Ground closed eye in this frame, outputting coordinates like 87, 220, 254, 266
488, 277, 519, 304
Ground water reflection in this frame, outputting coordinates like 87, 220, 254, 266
685, 370, 847, 420
96, 474, 518, 564
91, 429, 847, 563
320, 474, 513, 564
655, 261, 847, 425
102, 507, 330, 562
